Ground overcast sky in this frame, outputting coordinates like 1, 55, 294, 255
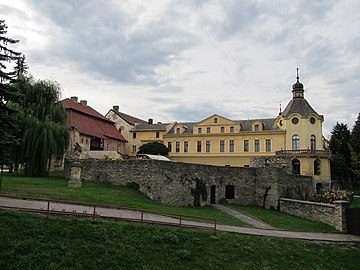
2, 0, 360, 136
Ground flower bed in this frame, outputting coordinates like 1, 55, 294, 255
308, 190, 354, 204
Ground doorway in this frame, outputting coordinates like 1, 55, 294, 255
210, 185, 216, 204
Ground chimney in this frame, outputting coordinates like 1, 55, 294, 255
113, 105, 119, 112
71, 96, 78, 102
80, 100, 87, 106
148, 118, 153, 125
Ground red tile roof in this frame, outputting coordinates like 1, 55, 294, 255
62, 98, 126, 142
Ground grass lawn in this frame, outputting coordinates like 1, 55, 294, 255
0, 173, 247, 226
230, 205, 338, 233
0, 210, 359, 270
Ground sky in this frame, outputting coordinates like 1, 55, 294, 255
1, 0, 360, 136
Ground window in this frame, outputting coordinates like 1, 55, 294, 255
81, 138, 84, 143
314, 159, 321, 175
254, 139, 260, 152
265, 139, 271, 152
221, 127, 225, 133
244, 140, 249, 152
197, 141, 202, 152
133, 133, 136, 139
168, 142, 172, 152
198, 128, 202, 134
292, 117, 299, 125
230, 126, 234, 132
156, 131, 160, 138
229, 140, 234, 152
207, 127, 211, 133
310, 117, 316, 124
220, 140, 225, 152
176, 141, 180, 152
206, 141, 211, 152
255, 124, 259, 131
107, 142, 111, 151
184, 141, 188, 152
117, 143, 121, 152
292, 135, 300, 150
132, 145, 136, 153
310, 135, 316, 151
214, 117, 218, 123
176, 128, 180, 134
225, 185, 235, 199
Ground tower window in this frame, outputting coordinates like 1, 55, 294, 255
310, 117, 316, 124
292, 117, 299, 125
292, 135, 300, 150
310, 135, 316, 151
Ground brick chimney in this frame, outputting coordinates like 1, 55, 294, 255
80, 100, 87, 106
71, 96, 78, 102
148, 118, 153, 125
113, 105, 119, 112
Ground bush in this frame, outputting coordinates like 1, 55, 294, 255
308, 190, 354, 204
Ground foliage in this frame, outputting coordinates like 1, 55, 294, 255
308, 190, 354, 204
280, 185, 311, 201
138, 141, 169, 156
0, 20, 21, 166
1, 210, 359, 270
10, 76, 69, 176
350, 113, 360, 185
329, 122, 352, 187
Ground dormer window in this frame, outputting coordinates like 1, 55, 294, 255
255, 125, 259, 131
214, 117, 218, 123
176, 127, 180, 134
198, 127, 202, 134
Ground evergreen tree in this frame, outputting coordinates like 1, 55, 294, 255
329, 122, 352, 188
0, 20, 21, 167
138, 142, 169, 156
350, 113, 360, 186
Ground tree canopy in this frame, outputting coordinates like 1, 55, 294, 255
350, 113, 360, 184
11, 76, 69, 176
138, 142, 169, 156
0, 20, 21, 166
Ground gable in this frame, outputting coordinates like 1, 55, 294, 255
195, 114, 238, 126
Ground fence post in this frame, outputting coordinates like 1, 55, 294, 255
92, 205, 96, 222
213, 219, 217, 236
141, 211, 144, 226
179, 216, 182, 229
46, 200, 50, 219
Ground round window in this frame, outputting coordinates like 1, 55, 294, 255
280, 120, 283, 126
292, 117, 299, 125
310, 117, 316, 124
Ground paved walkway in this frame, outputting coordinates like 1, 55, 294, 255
1, 195, 360, 243
213, 204, 275, 230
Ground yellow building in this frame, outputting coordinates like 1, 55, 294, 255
128, 71, 331, 186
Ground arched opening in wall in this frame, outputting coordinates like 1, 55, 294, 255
310, 135, 316, 151
210, 185, 216, 204
316, 183, 323, 194
292, 134, 300, 150
314, 159, 321, 175
292, 159, 301, 175
225, 185, 235, 199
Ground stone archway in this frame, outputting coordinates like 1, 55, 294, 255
292, 159, 301, 175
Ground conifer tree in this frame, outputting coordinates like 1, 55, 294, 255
0, 20, 21, 167
350, 113, 360, 185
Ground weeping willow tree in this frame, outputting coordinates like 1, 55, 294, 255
12, 76, 69, 176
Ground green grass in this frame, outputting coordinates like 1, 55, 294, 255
0, 210, 359, 270
230, 205, 338, 233
0, 173, 247, 226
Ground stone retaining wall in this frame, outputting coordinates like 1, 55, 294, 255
279, 198, 349, 232
64, 159, 313, 208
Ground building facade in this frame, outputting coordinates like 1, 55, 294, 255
62, 97, 127, 160
128, 72, 331, 187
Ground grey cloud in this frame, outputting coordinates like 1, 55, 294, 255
27, 0, 198, 85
